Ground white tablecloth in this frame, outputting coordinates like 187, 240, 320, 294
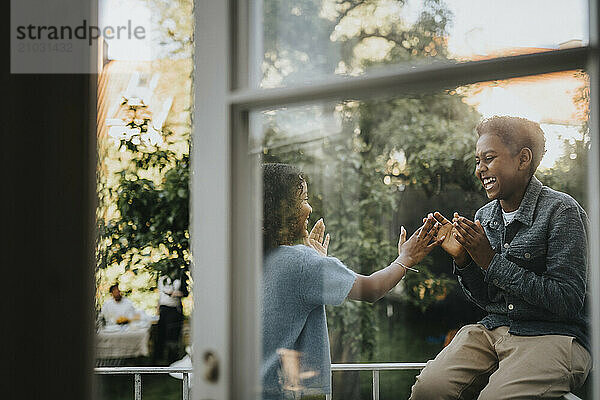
96, 324, 151, 359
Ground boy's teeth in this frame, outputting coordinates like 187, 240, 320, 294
482, 177, 496, 190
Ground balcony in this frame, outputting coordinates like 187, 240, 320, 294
94, 363, 583, 399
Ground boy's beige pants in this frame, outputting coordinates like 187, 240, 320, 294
410, 324, 591, 400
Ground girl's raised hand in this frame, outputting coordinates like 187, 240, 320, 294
305, 218, 330, 256
308, 218, 325, 243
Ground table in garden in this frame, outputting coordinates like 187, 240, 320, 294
96, 323, 151, 359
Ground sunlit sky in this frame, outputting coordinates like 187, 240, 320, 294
99, 0, 154, 61
436, 0, 588, 169
442, 0, 588, 57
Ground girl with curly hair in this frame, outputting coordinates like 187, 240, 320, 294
261, 163, 444, 399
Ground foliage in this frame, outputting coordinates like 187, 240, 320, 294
538, 71, 589, 209
98, 155, 189, 277
401, 259, 456, 313
333, 0, 452, 69
537, 134, 589, 209
96, 100, 191, 300
348, 93, 482, 196
262, 0, 452, 85
262, 3, 482, 380
140, 0, 194, 58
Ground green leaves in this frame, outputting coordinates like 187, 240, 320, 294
401, 260, 457, 313
97, 131, 190, 281
538, 134, 589, 209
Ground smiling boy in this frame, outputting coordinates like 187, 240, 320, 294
410, 116, 591, 399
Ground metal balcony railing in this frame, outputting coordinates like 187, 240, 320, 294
94, 367, 191, 400
326, 363, 582, 400
326, 362, 425, 400
94, 364, 582, 400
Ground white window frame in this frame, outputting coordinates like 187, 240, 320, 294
192, 1, 600, 398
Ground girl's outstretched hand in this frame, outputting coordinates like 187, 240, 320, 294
398, 215, 444, 267
304, 218, 330, 256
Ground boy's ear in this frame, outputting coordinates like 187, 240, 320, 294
518, 147, 533, 171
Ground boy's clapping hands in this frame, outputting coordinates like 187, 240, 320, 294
429, 211, 496, 269
452, 215, 495, 269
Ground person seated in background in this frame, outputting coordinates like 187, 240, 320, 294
101, 284, 142, 325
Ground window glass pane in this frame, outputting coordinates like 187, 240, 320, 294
262, 0, 588, 88
255, 70, 591, 399
94, 0, 193, 397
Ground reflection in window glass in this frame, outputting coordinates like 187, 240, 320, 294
262, 0, 587, 88
94, 0, 193, 398
257, 71, 590, 399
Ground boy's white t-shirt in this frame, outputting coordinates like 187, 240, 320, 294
502, 209, 518, 225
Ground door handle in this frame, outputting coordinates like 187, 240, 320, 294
203, 351, 219, 383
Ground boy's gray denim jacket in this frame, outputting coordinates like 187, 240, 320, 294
454, 176, 590, 352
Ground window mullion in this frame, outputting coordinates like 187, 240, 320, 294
230, 47, 588, 111
192, 0, 232, 398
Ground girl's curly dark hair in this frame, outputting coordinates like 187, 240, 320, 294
263, 163, 306, 252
